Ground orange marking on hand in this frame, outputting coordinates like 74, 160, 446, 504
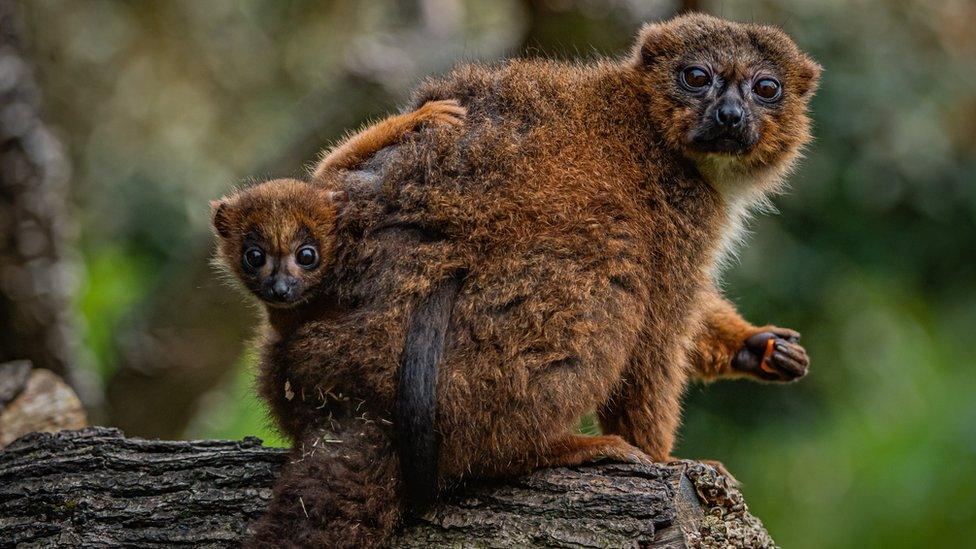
759, 338, 777, 374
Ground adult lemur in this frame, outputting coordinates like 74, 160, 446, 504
221, 13, 819, 547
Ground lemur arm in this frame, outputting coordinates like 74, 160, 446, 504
311, 99, 465, 180
690, 286, 809, 382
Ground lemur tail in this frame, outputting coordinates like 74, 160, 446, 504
395, 273, 463, 510
246, 421, 401, 548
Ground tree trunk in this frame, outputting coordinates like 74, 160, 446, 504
0, 0, 81, 384
0, 427, 775, 548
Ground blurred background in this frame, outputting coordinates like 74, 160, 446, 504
1, 0, 974, 547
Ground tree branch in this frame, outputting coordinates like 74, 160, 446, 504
0, 427, 774, 548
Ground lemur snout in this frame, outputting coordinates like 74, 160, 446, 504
715, 100, 744, 127
265, 276, 299, 302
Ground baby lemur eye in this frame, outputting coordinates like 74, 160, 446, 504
244, 247, 266, 270
753, 77, 782, 102
680, 66, 712, 91
296, 246, 319, 269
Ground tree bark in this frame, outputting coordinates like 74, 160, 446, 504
0, 428, 775, 548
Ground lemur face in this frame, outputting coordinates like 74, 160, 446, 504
211, 179, 346, 307
675, 62, 775, 155
633, 14, 821, 172
237, 223, 322, 305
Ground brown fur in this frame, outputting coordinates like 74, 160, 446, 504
246, 419, 401, 548
228, 14, 820, 547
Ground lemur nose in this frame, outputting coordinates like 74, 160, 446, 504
272, 279, 292, 300
715, 102, 745, 127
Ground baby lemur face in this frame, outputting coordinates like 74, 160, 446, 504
211, 179, 345, 307
632, 14, 821, 176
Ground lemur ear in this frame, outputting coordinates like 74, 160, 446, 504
632, 22, 668, 67
210, 200, 233, 238
795, 56, 823, 98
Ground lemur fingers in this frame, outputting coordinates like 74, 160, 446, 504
735, 329, 809, 382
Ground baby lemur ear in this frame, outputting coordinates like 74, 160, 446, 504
795, 55, 823, 99
631, 22, 669, 67
210, 200, 233, 238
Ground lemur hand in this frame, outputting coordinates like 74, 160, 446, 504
733, 328, 809, 381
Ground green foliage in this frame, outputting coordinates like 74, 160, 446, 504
76, 245, 154, 380
184, 350, 288, 448
681, 271, 976, 548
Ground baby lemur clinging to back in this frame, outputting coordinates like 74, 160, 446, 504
224, 13, 819, 548
211, 99, 465, 442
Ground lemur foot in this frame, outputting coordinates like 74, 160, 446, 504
591, 438, 656, 467
734, 327, 809, 381
543, 435, 654, 468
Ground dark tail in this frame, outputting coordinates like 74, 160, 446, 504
395, 273, 463, 510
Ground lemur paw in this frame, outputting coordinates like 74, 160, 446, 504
418, 99, 467, 127
733, 328, 809, 382
592, 438, 656, 467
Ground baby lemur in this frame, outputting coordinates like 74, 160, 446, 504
211, 100, 464, 443
224, 13, 819, 548
211, 100, 466, 547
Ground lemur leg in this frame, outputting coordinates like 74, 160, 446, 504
598, 342, 689, 463
436, 252, 647, 479
312, 99, 466, 178
597, 354, 738, 479
691, 287, 809, 382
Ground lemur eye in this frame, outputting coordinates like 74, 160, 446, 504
753, 77, 782, 102
243, 247, 266, 270
296, 246, 319, 269
680, 66, 712, 90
